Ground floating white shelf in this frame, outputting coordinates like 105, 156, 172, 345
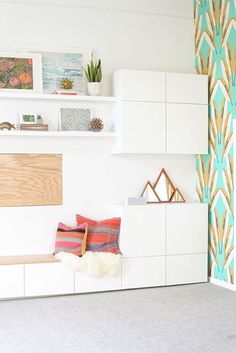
0, 130, 117, 137
0, 92, 118, 103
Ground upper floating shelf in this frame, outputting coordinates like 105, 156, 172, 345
0, 92, 118, 103
0, 131, 117, 137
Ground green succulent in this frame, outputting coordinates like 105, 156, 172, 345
83, 58, 102, 82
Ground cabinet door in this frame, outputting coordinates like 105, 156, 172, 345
166, 73, 208, 104
121, 101, 165, 153
0, 265, 24, 299
25, 263, 74, 296
167, 103, 208, 154
166, 254, 208, 285
166, 203, 208, 255
113, 70, 165, 102
119, 205, 166, 257
75, 266, 121, 293
122, 257, 165, 289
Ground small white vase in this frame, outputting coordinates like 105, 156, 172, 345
87, 82, 101, 96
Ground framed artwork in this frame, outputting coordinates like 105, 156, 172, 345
59, 107, 91, 131
0, 52, 42, 93
20, 46, 92, 94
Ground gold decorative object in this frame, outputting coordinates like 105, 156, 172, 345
90, 117, 104, 132
0, 122, 16, 130
60, 77, 73, 90
140, 168, 186, 203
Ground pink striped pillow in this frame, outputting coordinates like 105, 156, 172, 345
54, 222, 88, 256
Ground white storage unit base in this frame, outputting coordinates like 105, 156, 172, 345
0, 265, 24, 299
75, 267, 121, 293
122, 257, 165, 289
0, 203, 208, 300
166, 254, 208, 285
24, 263, 75, 297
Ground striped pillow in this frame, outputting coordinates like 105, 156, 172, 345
55, 222, 88, 256
76, 214, 121, 254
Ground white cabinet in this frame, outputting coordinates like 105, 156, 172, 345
113, 70, 165, 102
166, 254, 208, 285
75, 267, 121, 293
113, 205, 166, 257
166, 103, 208, 154
116, 101, 165, 153
167, 203, 208, 255
0, 265, 24, 299
166, 73, 208, 104
122, 257, 166, 289
25, 263, 74, 296
112, 70, 208, 155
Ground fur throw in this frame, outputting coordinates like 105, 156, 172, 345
55, 251, 121, 277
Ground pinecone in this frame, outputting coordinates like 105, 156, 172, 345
90, 118, 104, 132
60, 77, 73, 90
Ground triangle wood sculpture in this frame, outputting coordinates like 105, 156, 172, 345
171, 188, 185, 203
153, 168, 175, 202
140, 168, 186, 204
141, 181, 160, 203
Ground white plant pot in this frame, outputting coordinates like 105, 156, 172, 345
87, 82, 101, 96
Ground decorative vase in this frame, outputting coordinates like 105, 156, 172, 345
87, 82, 101, 96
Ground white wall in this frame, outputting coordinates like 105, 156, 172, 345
0, 0, 194, 95
0, 0, 196, 256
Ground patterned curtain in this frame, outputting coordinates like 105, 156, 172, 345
194, 0, 236, 283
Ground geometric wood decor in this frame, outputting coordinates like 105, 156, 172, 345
171, 188, 185, 203
153, 168, 175, 202
0, 154, 62, 206
140, 180, 160, 203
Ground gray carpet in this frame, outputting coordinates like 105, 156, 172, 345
0, 283, 235, 353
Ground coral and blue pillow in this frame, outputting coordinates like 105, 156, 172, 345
76, 214, 121, 254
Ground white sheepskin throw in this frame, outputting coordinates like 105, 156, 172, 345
55, 251, 121, 277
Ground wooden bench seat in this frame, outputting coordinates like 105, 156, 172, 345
0, 254, 59, 266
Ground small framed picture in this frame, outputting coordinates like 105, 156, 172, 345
59, 107, 91, 131
19, 113, 39, 124
0, 52, 42, 93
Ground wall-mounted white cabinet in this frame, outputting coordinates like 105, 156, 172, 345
166, 73, 208, 104
167, 103, 208, 154
119, 101, 166, 153
112, 70, 208, 154
113, 70, 165, 102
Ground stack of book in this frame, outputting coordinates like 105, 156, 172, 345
20, 124, 49, 131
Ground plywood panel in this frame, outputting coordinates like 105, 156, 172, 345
0, 154, 62, 206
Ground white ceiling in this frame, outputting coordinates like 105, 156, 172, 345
1, 0, 193, 19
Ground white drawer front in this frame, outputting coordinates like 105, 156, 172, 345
167, 103, 208, 154
166, 73, 208, 104
0, 265, 24, 299
121, 101, 165, 153
167, 203, 208, 255
113, 70, 165, 102
167, 254, 208, 285
122, 257, 165, 289
75, 266, 121, 293
25, 263, 74, 296
119, 205, 166, 257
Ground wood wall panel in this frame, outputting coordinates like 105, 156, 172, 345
0, 154, 62, 206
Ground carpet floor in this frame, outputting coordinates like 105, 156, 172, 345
0, 283, 235, 353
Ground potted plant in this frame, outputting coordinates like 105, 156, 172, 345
83, 58, 102, 96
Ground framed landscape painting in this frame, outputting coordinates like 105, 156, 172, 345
0, 53, 42, 93
21, 46, 92, 94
